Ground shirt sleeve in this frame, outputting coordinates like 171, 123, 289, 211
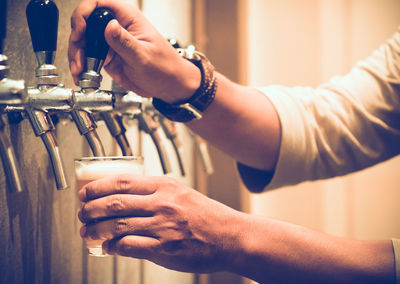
238, 27, 400, 192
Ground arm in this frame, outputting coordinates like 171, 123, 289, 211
78, 174, 395, 284
68, 0, 281, 172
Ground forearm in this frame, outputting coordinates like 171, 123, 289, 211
223, 213, 395, 283
187, 73, 281, 171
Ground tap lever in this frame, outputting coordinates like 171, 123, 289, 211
85, 8, 115, 62
80, 8, 115, 89
26, 0, 59, 85
26, 0, 58, 57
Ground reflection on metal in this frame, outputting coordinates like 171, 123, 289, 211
159, 116, 186, 176
0, 116, 23, 192
137, 110, 172, 175
100, 111, 133, 156
40, 131, 68, 190
189, 130, 214, 175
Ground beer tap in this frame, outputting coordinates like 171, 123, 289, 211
158, 115, 186, 176
137, 99, 172, 175
189, 130, 214, 175
73, 7, 133, 157
169, 40, 214, 176
25, 0, 70, 190
110, 82, 172, 174
0, 0, 26, 193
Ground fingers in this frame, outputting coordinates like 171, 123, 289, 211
79, 194, 154, 223
68, 35, 85, 85
68, 0, 142, 85
104, 19, 142, 65
81, 216, 159, 248
78, 174, 157, 202
103, 235, 160, 259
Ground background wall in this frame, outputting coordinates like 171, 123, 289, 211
245, 2, 400, 283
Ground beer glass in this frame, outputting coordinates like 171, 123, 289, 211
74, 156, 144, 256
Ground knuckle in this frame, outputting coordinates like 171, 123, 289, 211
114, 218, 129, 235
115, 175, 131, 193
120, 36, 132, 50
107, 195, 125, 214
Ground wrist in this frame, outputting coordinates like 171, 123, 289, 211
217, 212, 258, 274
153, 48, 217, 122
162, 57, 201, 104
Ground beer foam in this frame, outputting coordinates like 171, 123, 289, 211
76, 160, 143, 180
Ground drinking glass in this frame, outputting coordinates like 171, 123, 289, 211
74, 156, 144, 256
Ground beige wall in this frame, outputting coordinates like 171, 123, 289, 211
245, 0, 400, 243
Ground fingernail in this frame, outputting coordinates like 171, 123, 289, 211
80, 226, 87, 237
109, 20, 120, 39
78, 189, 86, 201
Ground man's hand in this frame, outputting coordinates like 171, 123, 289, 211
78, 174, 244, 273
68, 0, 200, 102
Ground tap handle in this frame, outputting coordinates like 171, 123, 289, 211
26, 0, 58, 53
85, 8, 115, 61
0, 0, 6, 54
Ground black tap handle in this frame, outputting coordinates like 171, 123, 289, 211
0, 0, 6, 53
85, 8, 115, 60
26, 0, 59, 52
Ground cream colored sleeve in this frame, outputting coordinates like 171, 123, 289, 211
238, 28, 400, 192
393, 239, 400, 284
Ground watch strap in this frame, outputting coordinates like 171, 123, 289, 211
153, 49, 217, 122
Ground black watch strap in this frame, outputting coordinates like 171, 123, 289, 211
153, 49, 217, 123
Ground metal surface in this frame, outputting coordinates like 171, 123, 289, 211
137, 111, 172, 174
100, 111, 133, 156
0, 116, 23, 192
159, 116, 186, 176
40, 131, 68, 190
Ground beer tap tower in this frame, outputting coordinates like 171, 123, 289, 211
0, 0, 26, 193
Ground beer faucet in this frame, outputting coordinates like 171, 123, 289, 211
24, 0, 70, 190
168, 40, 214, 175
0, 0, 26, 192
158, 115, 186, 176
73, 8, 134, 157
189, 130, 214, 175
110, 82, 172, 174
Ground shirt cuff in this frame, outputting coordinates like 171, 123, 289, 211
237, 86, 312, 192
393, 238, 400, 284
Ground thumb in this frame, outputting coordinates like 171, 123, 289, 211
105, 19, 140, 63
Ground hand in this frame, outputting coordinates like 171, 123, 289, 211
78, 174, 244, 273
68, 0, 200, 102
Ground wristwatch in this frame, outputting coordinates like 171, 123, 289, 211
152, 47, 217, 123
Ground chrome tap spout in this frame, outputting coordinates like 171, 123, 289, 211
25, 108, 68, 190
0, 116, 23, 193
40, 131, 68, 190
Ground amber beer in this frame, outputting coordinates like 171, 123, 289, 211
74, 156, 144, 256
